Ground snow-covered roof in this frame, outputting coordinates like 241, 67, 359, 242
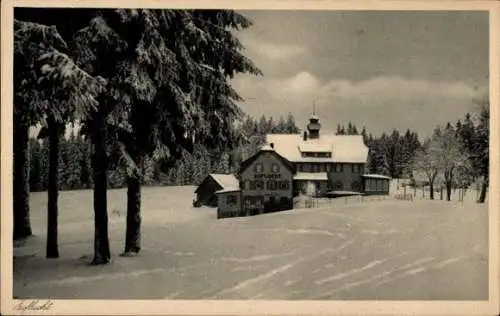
215, 187, 241, 194
361, 174, 391, 180
209, 174, 239, 190
266, 134, 368, 163
293, 172, 329, 181
260, 144, 275, 151
298, 143, 332, 153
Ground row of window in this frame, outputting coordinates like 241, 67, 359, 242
254, 162, 280, 173
365, 179, 390, 191
244, 196, 263, 206
297, 180, 363, 193
252, 161, 363, 174
240, 180, 290, 191
297, 163, 363, 173
301, 152, 332, 158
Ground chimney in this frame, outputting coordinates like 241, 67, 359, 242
303, 131, 308, 141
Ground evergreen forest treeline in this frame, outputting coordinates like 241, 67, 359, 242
28, 110, 488, 194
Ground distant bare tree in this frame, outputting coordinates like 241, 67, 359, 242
411, 140, 440, 200
436, 128, 472, 201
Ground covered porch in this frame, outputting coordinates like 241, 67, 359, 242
293, 172, 329, 197
362, 174, 391, 195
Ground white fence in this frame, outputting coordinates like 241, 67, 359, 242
390, 181, 486, 203
293, 194, 391, 209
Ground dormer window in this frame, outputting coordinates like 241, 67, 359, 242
300, 151, 331, 158
254, 163, 263, 173
271, 163, 280, 173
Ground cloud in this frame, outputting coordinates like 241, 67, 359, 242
232, 72, 484, 138
241, 35, 307, 60
320, 76, 478, 100
258, 71, 481, 106
262, 73, 478, 101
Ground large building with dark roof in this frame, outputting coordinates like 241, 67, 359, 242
196, 115, 391, 218
266, 115, 388, 197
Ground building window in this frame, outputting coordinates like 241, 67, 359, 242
249, 180, 265, 190
326, 164, 331, 172
315, 152, 331, 158
278, 180, 290, 190
240, 181, 245, 190
227, 195, 237, 205
267, 180, 277, 190
352, 164, 361, 173
255, 180, 265, 190
254, 163, 263, 173
335, 164, 343, 172
271, 163, 280, 173
303, 164, 311, 172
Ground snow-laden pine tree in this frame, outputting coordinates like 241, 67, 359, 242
14, 18, 105, 261
14, 9, 261, 262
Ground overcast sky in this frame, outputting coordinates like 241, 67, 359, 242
231, 10, 489, 138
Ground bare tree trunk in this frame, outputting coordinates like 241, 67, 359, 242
46, 117, 60, 258
90, 110, 111, 265
446, 181, 452, 201
429, 183, 434, 200
13, 113, 32, 240
478, 169, 488, 204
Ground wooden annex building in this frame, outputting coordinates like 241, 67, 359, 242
194, 174, 239, 207
194, 115, 391, 218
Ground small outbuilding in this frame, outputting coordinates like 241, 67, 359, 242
216, 188, 242, 219
362, 174, 391, 195
194, 174, 239, 207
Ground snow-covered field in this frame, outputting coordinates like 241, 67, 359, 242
14, 186, 489, 300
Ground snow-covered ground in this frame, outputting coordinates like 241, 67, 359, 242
14, 186, 488, 300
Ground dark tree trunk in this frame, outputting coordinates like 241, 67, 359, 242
46, 117, 60, 258
446, 182, 452, 201
123, 173, 142, 255
478, 168, 488, 204
429, 183, 434, 200
13, 113, 32, 240
90, 110, 111, 265
121, 141, 143, 256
